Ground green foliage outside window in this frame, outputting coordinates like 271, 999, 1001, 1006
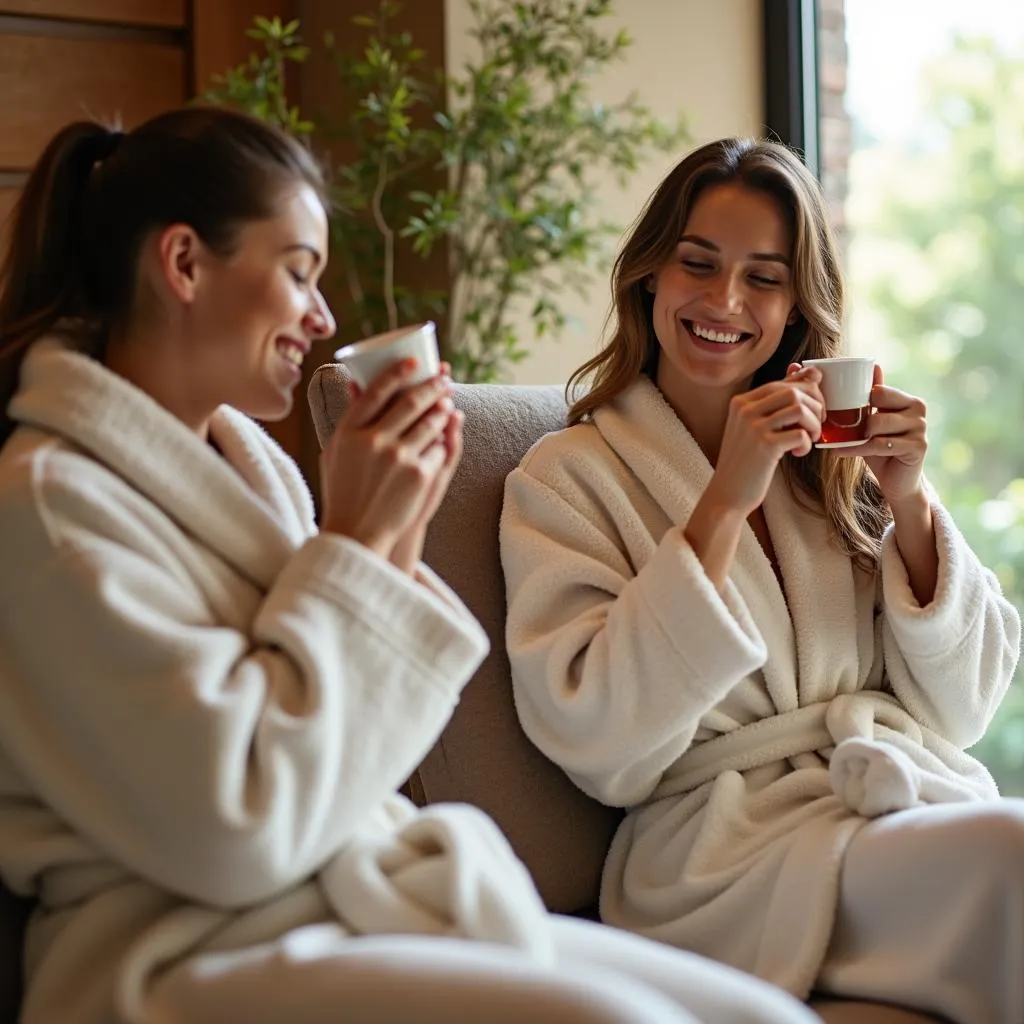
848, 36, 1024, 791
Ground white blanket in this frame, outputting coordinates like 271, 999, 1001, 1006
501, 377, 1020, 997
0, 336, 551, 1024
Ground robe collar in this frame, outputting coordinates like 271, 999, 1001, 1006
9, 335, 314, 591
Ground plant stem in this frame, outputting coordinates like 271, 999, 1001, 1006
341, 256, 375, 339
371, 150, 398, 331
274, 47, 288, 125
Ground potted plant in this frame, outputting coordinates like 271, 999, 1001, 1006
203, 1, 688, 382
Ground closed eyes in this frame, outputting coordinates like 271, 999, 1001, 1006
680, 259, 782, 287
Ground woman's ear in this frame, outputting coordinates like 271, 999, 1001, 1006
644, 274, 656, 294
153, 223, 205, 305
786, 305, 800, 325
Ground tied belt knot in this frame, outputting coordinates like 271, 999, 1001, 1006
649, 691, 991, 818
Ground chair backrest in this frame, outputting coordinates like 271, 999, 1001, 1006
308, 364, 621, 914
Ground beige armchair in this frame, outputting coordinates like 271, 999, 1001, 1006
307, 363, 942, 1024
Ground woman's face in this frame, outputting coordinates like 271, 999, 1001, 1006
179, 183, 335, 422
649, 182, 798, 404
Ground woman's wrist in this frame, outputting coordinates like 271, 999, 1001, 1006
889, 486, 931, 527
684, 481, 748, 592
888, 486, 938, 606
320, 515, 396, 562
389, 524, 426, 577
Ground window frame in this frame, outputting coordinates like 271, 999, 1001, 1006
762, 0, 821, 177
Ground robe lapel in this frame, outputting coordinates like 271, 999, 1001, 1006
763, 474, 861, 705
209, 407, 311, 547
10, 338, 305, 591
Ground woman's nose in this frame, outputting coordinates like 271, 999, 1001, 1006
705, 274, 743, 315
304, 292, 336, 341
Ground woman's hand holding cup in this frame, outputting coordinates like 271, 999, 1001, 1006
707, 364, 825, 517
833, 364, 929, 506
320, 324, 460, 566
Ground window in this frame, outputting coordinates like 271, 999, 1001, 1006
811, 0, 1019, 790
768, 0, 1024, 792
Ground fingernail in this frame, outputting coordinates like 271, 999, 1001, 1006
403, 358, 418, 373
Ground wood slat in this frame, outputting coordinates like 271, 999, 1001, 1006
0, 186, 18, 262
0, 33, 186, 170
0, 1, 185, 28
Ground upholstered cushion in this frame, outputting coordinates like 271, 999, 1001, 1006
307, 364, 621, 915
810, 999, 945, 1023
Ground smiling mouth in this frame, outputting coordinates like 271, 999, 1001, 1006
276, 339, 307, 366
682, 319, 753, 346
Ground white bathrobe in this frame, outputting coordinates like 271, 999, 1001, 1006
501, 377, 1021, 999
0, 336, 557, 1023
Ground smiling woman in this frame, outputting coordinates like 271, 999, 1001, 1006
0, 107, 333, 444
648, 185, 798, 406
101, 183, 336, 432
565, 137, 875, 569
502, 135, 1022, 1024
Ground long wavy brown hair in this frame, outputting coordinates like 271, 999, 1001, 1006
567, 137, 890, 569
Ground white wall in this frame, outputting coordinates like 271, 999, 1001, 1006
444, 0, 765, 385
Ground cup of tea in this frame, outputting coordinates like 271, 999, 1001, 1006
801, 356, 875, 448
334, 321, 440, 390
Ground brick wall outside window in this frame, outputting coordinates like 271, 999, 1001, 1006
817, 0, 850, 246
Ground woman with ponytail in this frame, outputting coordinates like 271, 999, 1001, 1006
0, 111, 816, 1024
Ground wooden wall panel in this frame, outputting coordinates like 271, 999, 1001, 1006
0, 186, 18, 261
0, 188, 16, 229
0, 1, 184, 27
0, 1, 185, 27
0, 33, 185, 170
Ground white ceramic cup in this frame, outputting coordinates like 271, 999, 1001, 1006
333, 321, 440, 390
801, 356, 876, 448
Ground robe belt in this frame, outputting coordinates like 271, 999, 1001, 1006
649, 691, 991, 818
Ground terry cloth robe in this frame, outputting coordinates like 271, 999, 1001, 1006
0, 335, 552, 1024
501, 376, 1021, 999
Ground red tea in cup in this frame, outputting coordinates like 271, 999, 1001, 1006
820, 405, 869, 445
801, 356, 875, 449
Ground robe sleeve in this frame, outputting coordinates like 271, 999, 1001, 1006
0, 458, 489, 910
880, 501, 1020, 748
501, 461, 767, 808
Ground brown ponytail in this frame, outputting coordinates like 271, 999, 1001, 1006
0, 123, 118, 445
0, 107, 326, 448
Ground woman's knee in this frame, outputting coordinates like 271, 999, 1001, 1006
942, 802, 1024, 876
